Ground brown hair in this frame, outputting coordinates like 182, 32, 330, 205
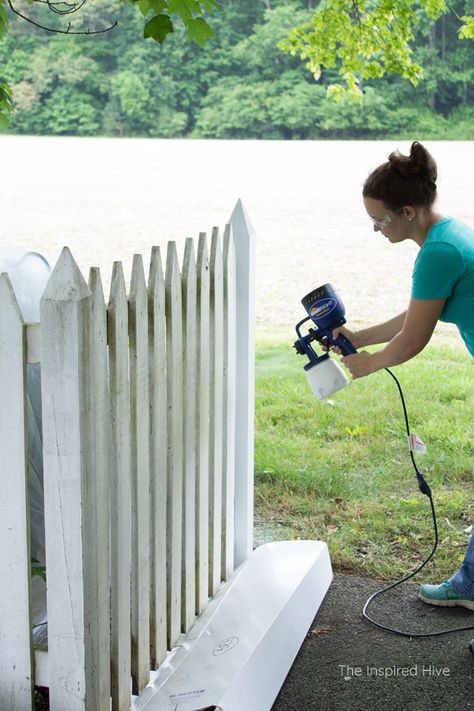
363, 141, 438, 210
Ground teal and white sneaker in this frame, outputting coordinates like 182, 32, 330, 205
418, 580, 474, 611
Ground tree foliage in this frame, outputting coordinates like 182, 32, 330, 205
0, 0, 473, 137
280, 0, 474, 100
0, 0, 221, 124
139, 0, 220, 46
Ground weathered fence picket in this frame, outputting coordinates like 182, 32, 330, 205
222, 224, 237, 579
148, 246, 168, 668
182, 238, 197, 632
40, 249, 93, 711
108, 262, 132, 711
0, 274, 33, 711
195, 233, 210, 614
88, 267, 111, 711
165, 242, 184, 649
231, 200, 256, 567
209, 228, 224, 595
0, 200, 255, 711
129, 254, 151, 695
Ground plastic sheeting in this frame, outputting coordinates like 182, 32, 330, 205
0, 248, 51, 646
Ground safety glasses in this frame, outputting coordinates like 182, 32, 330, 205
369, 214, 393, 227
369, 207, 404, 228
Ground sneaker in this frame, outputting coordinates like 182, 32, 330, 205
418, 580, 474, 611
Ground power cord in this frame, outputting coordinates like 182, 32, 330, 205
361, 367, 474, 637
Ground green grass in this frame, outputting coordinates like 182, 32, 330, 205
254, 337, 474, 582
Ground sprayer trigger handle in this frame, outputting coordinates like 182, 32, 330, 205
333, 334, 357, 356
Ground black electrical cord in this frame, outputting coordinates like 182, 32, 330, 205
361, 366, 474, 637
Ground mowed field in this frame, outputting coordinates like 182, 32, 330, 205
1, 136, 473, 345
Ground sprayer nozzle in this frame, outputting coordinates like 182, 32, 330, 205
293, 340, 306, 355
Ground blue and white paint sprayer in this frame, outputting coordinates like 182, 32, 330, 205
293, 283, 356, 400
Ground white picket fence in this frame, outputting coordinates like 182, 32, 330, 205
0, 200, 256, 711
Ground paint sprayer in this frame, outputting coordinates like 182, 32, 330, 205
293, 283, 474, 647
293, 283, 356, 399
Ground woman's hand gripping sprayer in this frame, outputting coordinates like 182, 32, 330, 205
327, 326, 376, 379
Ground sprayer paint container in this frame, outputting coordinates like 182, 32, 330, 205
306, 355, 349, 400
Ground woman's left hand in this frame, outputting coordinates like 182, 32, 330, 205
341, 351, 377, 379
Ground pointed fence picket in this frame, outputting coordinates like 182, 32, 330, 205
0, 274, 33, 711
165, 242, 184, 651
40, 249, 94, 711
231, 201, 256, 567
109, 261, 133, 711
222, 224, 237, 579
195, 233, 211, 615
209, 228, 224, 596
182, 238, 197, 633
129, 254, 151, 696
148, 246, 168, 669
0, 200, 256, 711
88, 267, 111, 710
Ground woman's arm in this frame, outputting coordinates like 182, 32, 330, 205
355, 311, 407, 347
331, 312, 407, 351
342, 297, 446, 378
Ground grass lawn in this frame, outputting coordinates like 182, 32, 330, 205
254, 336, 474, 583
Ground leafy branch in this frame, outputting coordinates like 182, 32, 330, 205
140, 0, 221, 46
7, 0, 118, 34
279, 0, 474, 101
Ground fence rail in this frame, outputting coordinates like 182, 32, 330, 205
0, 200, 256, 711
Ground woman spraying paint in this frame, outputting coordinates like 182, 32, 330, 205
333, 142, 474, 617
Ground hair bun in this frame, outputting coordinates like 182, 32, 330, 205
388, 141, 437, 182
363, 141, 438, 209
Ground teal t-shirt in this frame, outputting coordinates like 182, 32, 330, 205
411, 217, 474, 356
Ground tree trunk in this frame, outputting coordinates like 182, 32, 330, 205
441, 15, 446, 62
429, 23, 436, 111
428, 23, 435, 51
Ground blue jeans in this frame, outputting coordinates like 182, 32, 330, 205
450, 527, 474, 598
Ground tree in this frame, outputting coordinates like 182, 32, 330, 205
1, 0, 473, 133
0, 0, 222, 125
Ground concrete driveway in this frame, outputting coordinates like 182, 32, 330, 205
272, 573, 474, 711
